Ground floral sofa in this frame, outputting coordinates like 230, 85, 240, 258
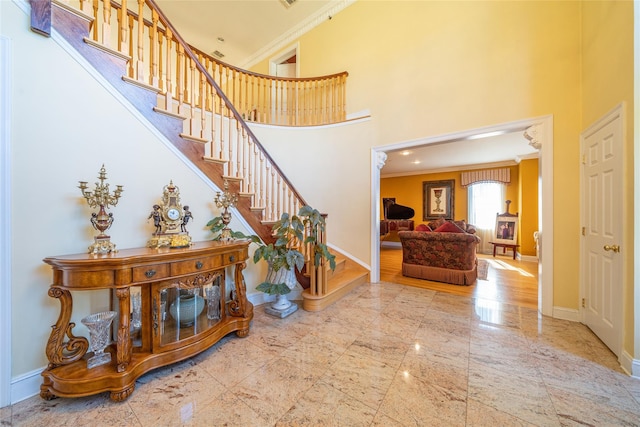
398, 220, 480, 285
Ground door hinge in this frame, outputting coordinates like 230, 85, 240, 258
582, 298, 586, 308
582, 154, 586, 165
581, 227, 586, 236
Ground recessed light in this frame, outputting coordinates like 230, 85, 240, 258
467, 131, 507, 140
412, 160, 421, 165
400, 150, 411, 156
217, 37, 225, 43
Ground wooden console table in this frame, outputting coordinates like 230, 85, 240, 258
489, 241, 520, 260
41, 240, 252, 401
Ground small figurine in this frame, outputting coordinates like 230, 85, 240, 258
181, 206, 193, 232
148, 205, 162, 234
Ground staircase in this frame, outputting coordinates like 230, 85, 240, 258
36, 0, 368, 311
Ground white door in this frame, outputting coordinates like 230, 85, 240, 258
581, 104, 624, 356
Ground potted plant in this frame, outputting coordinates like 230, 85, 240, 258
253, 206, 336, 311
207, 205, 336, 312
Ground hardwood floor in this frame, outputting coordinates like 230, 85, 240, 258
379, 246, 539, 309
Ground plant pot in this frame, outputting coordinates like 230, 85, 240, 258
265, 265, 297, 290
272, 293, 293, 310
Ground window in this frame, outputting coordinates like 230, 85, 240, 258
468, 182, 505, 253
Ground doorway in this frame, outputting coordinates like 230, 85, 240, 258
370, 116, 554, 316
269, 44, 299, 125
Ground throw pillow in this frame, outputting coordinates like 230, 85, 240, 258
433, 221, 465, 233
415, 224, 431, 232
428, 217, 446, 230
453, 220, 467, 232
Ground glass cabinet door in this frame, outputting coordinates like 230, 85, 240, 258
153, 272, 225, 351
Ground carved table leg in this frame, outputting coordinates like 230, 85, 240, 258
45, 287, 89, 368
115, 288, 132, 373
229, 261, 247, 317
110, 384, 135, 402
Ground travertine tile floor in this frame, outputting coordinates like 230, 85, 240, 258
3, 281, 640, 426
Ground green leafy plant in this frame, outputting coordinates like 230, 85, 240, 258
253, 206, 336, 295
205, 216, 260, 242
207, 206, 336, 296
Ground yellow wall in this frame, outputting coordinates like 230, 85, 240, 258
519, 159, 539, 257
255, 0, 583, 311
380, 165, 523, 240
581, 1, 635, 357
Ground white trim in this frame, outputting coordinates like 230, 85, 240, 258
620, 350, 640, 378
371, 116, 554, 316
268, 43, 300, 78
0, 35, 12, 409
10, 368, 43, 405
519, 254, 539, 263
380, 241, 401, 249
634, 0, 640, 379
552, 306, 580, 322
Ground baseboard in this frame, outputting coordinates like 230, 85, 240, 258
10, 367, 43, 405
380, 241, 401, 248
620, 351, 640, 378
519, 254, 539, 263
552, 306, 580, 322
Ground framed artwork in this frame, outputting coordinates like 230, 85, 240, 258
494, 214, 519, 244
423, 180, 455, 220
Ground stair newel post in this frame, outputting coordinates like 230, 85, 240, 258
134, 0, 145, 81
320, 215, 328, 295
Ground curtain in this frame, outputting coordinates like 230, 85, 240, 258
461, 168, 511, 187
468, 182, 506, 254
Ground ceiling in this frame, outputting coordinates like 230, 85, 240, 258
155, 1, 539, 176
156, 0, 342, 67
381, 130, 539, 177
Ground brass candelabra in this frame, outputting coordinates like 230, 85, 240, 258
214, 180, 238, 241
78, 165, 124, 254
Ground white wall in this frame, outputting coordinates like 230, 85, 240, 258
3, 0, 260, 386
250, 119, 373, 266
2, 0, 375, 402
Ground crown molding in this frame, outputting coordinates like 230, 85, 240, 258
241, 0, 356, 69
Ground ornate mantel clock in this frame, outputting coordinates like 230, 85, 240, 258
147, 180, 193, 248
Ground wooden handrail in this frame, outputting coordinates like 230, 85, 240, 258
144, 0, 307, 207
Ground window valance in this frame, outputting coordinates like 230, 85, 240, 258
460, 168, 511, 187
